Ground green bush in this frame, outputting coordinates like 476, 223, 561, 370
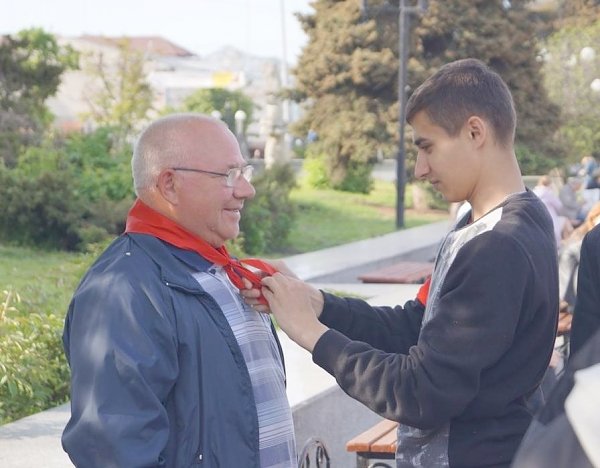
303, 145, 374, 194
334, 161, 373, 194
303, 151, 331, 189
516, 144, 555, 176
0, 168, 87, 250
408, 181, 449, 211
239, 163, 297, 255
0, 128, 134, 251
0, 289, 70, 424
0, 166, 131, 251
64, 127, 134, 202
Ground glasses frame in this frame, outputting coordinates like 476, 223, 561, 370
171, 164, 253, 187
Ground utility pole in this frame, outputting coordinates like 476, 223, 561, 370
279, 0, 292, 162
360, 0, 428, 228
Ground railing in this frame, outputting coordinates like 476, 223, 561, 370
298, 437, 331, 468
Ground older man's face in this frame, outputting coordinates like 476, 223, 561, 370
172, 122, 255, 247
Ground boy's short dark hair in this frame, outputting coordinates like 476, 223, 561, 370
406, 58, 516, 147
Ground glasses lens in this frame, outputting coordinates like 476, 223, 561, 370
225, 165, 253, 186
242, 165, 254, 182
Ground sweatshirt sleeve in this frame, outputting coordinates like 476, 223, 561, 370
313, 232, 531, 429
318, 292, 424, 354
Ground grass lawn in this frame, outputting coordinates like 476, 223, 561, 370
276, 178, 448, 255
0, 244, 92, 318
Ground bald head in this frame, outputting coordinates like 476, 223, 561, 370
131, 113, 231, 196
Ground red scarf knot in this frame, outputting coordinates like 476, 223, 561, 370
125, 199, 275, 304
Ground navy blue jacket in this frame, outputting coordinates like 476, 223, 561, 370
62, 233, 284, 467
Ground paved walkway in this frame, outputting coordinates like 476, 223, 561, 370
0, 219, 450, 467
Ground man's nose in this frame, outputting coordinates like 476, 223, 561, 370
234, 176, 256, 199
414, 152, 429, 180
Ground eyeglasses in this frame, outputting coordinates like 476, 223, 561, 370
172, 164, 254, 187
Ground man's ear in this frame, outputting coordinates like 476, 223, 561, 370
156, 169, 179, 204
465, 116, 487, 147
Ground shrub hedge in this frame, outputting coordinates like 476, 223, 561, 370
0, 289, 70, 424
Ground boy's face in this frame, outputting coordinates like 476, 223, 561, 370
410, 110, 480, 203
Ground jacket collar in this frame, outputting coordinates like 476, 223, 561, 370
126, 233, 212, 293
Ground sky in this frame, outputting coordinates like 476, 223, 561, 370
0, 0, 313, 63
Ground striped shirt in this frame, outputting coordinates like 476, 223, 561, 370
192, 266, 297, 468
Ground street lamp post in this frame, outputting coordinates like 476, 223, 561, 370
234, 109, 250, 158
361, 0, 428, 228
580, 46, 600, 95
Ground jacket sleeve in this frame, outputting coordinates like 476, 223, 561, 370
313, 232, 533, 429
62, 269, 178, 468
571, 228, 600, 356
318, 292, 424, 354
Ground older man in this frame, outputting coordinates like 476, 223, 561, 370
62, 114, 296, 467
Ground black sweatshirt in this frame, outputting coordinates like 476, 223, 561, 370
571, 223, 600, 356
313, 191, 558, 467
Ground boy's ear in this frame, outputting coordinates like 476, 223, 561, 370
465, 116, 487, 146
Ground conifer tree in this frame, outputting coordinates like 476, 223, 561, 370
410, 0, 563, 173
293, 0, 563, 186
292, 0, 397, 192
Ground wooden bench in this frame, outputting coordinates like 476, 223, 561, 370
346, 419, 398, 468
358, 261, 434, 284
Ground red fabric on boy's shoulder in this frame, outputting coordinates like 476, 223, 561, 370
416, 277, 431, 307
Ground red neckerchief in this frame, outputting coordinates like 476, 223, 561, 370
124, 199, 276, 304
416, 277, 431, 307
414, 206, 474, 308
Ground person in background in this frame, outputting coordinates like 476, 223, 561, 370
533, 175, 574, 246
558, 201, 600, 315
579, 155, 598, 189
62, 113, 296, 467
511, 328, 600, 468
559, 177, 586, 226
245, 58, 558, 468
542, 202, 600, 386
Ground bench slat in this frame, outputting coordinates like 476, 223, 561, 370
346, 419, 398, 452
369, 428, 398, 453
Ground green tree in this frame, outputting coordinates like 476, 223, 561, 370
293, 0, 397, 192
82, 39, 154, 152
238, 163, 296, 254
179, 88, 254, 133
0, 28, 78, 166
541, 6, 600, 162
409, 0, 563, 174
559, 0, 600, 28
0, 128, 134, 251
293, 0, 562, 184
